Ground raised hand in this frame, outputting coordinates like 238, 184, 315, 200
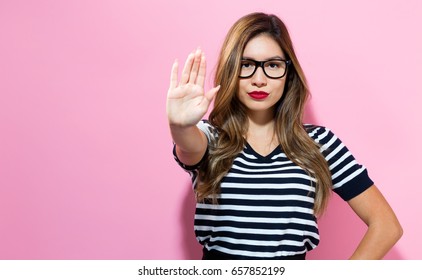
166, 48, 220, 128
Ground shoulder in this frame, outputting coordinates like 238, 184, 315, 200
304, 124, 336, 144
303, 124, 346, 157
303, 125, 374, 200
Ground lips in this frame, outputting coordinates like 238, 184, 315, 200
248, 91, 269, 100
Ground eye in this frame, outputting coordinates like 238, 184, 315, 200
241, 60, 254, 69
266, 61, 283, 69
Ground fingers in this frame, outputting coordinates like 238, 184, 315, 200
174, 48, 207, 88
180, 52, 194, 85
169, 59, 178, 90
189, 48, 202, 83
196, 54, 206, 88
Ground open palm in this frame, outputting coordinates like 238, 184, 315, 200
166, 49, 220, 127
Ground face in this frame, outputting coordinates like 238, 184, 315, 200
237, 34, 287, 116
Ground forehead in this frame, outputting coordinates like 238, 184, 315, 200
242, 34, 284, 60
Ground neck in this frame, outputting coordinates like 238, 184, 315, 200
246, 109, 275, 139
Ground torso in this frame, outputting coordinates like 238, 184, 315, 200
173, 120, 374, 259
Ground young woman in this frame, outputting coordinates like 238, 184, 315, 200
166, 12, 402, 260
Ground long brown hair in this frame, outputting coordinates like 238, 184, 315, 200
196, 12, 332, 216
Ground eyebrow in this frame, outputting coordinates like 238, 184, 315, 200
241, 55, 286, 60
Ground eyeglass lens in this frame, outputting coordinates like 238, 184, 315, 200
240, 59, 288, 78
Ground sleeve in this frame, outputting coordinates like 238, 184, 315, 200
172, 119, 215, 173
308, 125, 374, 201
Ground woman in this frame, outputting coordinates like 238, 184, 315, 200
166, 12, 402, 260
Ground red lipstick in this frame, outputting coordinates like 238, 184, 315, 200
248, 91, 269, 100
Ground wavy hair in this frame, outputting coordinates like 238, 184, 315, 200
196, 12, 332, 216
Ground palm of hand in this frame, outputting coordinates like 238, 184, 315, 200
166, 48, 220, 128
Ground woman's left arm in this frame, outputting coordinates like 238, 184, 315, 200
347, 185, 403, 259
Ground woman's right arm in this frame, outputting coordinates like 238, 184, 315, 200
166, 48, 220, 166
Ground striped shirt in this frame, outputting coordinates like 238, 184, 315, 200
173, 120, 373, 259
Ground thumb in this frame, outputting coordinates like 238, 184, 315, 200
204, 85, 220, 103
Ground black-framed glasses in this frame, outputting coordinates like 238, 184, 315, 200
239, 58, 291, 79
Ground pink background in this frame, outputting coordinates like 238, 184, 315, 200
1, 0, 421, 259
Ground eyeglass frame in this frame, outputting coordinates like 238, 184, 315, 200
238, 58, 292, 79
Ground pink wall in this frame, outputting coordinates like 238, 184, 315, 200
0, 0, 421, 259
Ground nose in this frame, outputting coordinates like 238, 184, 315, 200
251, 66, 267, 87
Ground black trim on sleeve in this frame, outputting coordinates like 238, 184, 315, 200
172, 144, 208, 171
333, 169, 374, 201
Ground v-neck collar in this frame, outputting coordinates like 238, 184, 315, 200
244, 142, 281, 160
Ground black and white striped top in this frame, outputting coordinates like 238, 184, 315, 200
173, 120, 373, 259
